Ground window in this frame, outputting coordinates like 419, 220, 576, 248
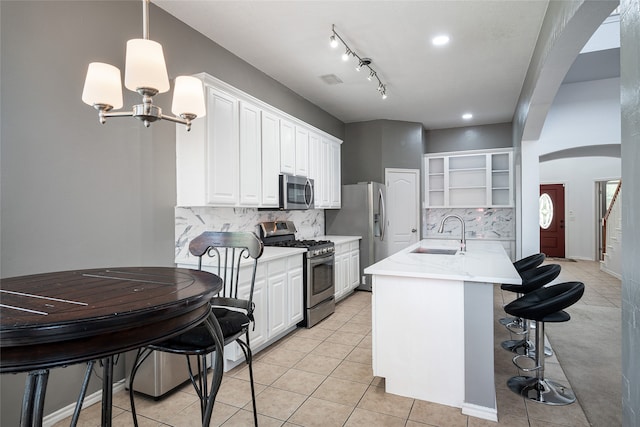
539, 193, 553, 229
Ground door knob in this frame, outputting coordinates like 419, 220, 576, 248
411, 228, 417, 233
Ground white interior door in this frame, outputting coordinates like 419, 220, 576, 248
385, 168, 420, 256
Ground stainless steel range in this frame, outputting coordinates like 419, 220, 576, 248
259, 221, 335, 328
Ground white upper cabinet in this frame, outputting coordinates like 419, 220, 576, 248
177, 86, 239, 206
279, 119, 295, 175
328, 140, 341, 207
424, 148, 513, 208
176, 73, 342, 209
239, 101, 262, 206
261, 111, 280, 207
207, 88, 239, 205
294, 126, 309, 177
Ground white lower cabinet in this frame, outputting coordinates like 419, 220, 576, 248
217, 253, 303, 368
267, 258, 287, 338
334, 240, 360, 301
287, 263, 304, 326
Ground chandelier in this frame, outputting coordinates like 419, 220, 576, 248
81, 0, 205, 131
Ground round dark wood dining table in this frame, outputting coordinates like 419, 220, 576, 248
0, 267, 224, 427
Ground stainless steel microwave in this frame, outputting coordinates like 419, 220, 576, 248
279, 174, 314, 210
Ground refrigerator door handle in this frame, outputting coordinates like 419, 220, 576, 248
378, 188, 386, 241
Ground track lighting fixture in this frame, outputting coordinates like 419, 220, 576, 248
329, 24, 388, 100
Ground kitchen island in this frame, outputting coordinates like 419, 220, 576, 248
364, 239, 521, 422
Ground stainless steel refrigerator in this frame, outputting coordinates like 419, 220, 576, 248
325, 182, 387, 291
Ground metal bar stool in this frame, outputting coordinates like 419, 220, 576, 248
501, 264, 561, 357
505, 281, 585, 405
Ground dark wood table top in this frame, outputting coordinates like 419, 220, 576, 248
0, 267, 222, 373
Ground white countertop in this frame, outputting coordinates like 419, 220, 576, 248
319, 235, 362, 245
364, 239, 521, 285
175, 245, 305, 267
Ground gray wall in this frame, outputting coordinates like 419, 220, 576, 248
424, 122, 513, 153
0, 1, 343, 423
342, 120, 422, 184
620, 0, 640, 424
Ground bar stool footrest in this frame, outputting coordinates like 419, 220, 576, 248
512, 354, 540, 372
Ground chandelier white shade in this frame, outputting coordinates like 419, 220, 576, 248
124, 39, 170, 94
82, 0, 205, 131
172, 76, 207, 117
82, 62, 124, 109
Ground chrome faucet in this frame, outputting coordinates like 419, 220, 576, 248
437, 214, 466, 252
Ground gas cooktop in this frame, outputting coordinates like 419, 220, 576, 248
258, 221, 334, 257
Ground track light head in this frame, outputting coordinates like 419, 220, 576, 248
356, 58, 371, 72
329, 34, 338, 48
341, 49, 351, 61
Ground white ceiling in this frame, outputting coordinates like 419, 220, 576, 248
154, 0, 550, 130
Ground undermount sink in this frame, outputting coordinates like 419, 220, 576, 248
411, 247, 458, 255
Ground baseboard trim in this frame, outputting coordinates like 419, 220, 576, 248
461, 401, 498, 422
42, 379, 126, 427
600, 264, 622, 280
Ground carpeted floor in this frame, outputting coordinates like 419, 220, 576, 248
543, 260, 622, 427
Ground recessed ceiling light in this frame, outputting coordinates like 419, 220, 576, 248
462, 113, 473, 120
432, 35, 450, 46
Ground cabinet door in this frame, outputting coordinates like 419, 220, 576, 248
308, 132, 323, 207
249, 274, 268, 349
329, 141, 341, 207
320, 139, 331, 207
261, 111, 280, 207
222, 264, 266, 363
334, 244, 349, 300
287, 263, 304, 326
206, 87, 239, 205
280, 119, 295, 175
349, 248, 360, 290
236, 265, 267, 352
295, 126, 309, 177
239, 101, 261, 206
267, 259, 287, 338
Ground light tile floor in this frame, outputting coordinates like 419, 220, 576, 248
59, 260, 618, 426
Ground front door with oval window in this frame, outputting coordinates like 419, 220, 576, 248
539, 184, 565, 258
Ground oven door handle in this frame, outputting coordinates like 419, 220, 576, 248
308, 252, 335, 265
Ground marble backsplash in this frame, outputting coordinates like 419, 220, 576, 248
175, 207, 324, 262
175, 206, 513, 262
422, 208, 514, 240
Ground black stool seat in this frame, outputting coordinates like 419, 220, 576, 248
505, 282, 585, 405
502, 264, 561, 294
513, 253, 545, 275
504, 281, 584, 320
